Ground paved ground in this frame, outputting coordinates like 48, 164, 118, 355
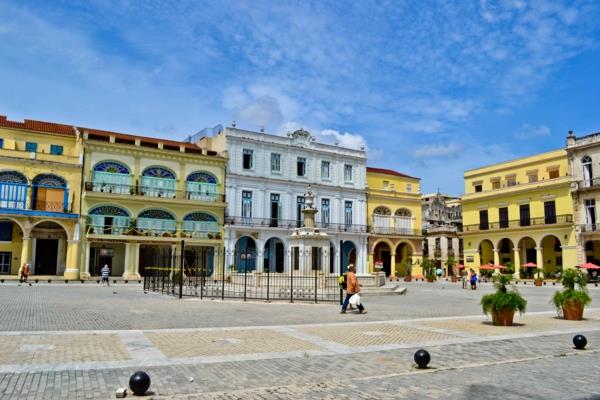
1, 282, 600, 399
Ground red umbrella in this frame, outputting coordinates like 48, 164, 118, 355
493, 264, 507, 270
479, 264, 495, 270
457, 264, 465, 269
578, 262, 600, 270
522, 262, 537, 268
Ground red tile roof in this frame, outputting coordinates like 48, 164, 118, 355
0, 115, 75, 136
367, 166, 420, 180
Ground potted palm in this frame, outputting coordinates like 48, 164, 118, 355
533, 268, 543, 286
403, 257, 413, 282
552, 268, 592, 320
481, 274, 527, 326
446, 256, 457, 282
422, 258, 436, 283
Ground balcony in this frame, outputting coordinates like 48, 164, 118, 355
0, 183, 74, 217
225, 216, 368, 233
580, 224, 600, 234
84, 180, 224, 203
575, 178, 600, 191
462, 176, 571, 200
368, 225, 423, 236
86, 220, 221, 239
463, 214, 573, 233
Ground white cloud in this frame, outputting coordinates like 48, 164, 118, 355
413, 143, 464, 158
515, 124, 551, 139
319, 129, 367, 151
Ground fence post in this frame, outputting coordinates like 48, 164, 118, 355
266, 265, 270, 302
243, 247, 248, 302
221, 247, 225, 300
179, 240, 184, 299
290, 256, 294, 303
314, 267, 318, 304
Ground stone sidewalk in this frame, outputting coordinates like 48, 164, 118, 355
1, 309, 600, 399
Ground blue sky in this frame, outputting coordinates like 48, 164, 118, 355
2, 1, 600, 195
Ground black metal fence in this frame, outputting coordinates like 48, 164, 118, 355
143, 248, 341, 303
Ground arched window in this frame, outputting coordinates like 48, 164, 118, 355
186, 172, 218, 201
93, 161, 130, 174
582, 156, 593, 187
33, 174, 66, 187
32, 174, 67, 212
92, 161, 131, 194
88, 205, 130, 235
183, 212, 219, 238
394, 208, 413, 233
0, 171, 27, 209
137, 209, 176, 233
141, 167, 176, 198
373, 206, 391, 215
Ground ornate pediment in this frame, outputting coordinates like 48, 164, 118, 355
287, 128, 314, 146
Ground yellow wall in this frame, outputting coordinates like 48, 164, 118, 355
0, 222, 24, 274
461, 149, 576, 275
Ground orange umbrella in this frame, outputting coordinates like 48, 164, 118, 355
479, 264, 495, 270
578, 262, 600, 270
522, 262, 537, 268
493, 265, 507, 270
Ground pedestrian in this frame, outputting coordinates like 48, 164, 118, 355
338, 270, 354, 310
20, 263, 30, 283
101, 264, 110, 286
461, 269, 468, 289
340, 265, 366, 314
470, 269, 478, 290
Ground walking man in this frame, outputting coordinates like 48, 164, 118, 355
340, 265, 366, 314
101, 264, 110, 286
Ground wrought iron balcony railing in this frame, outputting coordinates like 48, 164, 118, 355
86, 223, 222, 239
367, 226, 423, 236
225, 216, 368, 233
84, 181, 224, 202
464, 214, 573, 232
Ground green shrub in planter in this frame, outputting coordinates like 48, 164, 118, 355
481, 274, 527, 326
551, 268, 591, 320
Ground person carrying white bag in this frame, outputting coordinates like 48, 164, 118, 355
340, 264, 366, 314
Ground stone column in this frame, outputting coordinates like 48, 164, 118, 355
122, 242, 133, 279
82, 241, 91, 279
390, 253, 396, 278
536, 247, 544, 270
368, 252, 374, 274
493, 248, 500, 266
20, 236, 31, 274
63, 239, 80, 280
133, 243, 141, 278
513, 247, 520, 278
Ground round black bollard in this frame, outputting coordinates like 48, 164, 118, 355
414, 349, 431, 369
129, 371, 151, 395
573, 334, 587, 350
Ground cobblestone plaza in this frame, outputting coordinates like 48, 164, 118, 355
1, 282, 600, 399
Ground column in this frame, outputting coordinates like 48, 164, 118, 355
390, 253, 396, 278
536, 247, 543, 270
513, 247, 520, 278
63, 239, 80, 280
493, 248, 500, 266
82, 241, 91, 279
133, 243, 141, 278
20, 236, 31, 274
368, 252, 374, 274
123, 242, 132, 279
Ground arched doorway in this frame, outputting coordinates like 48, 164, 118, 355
373, 241, 392, 276
31, 221, 69, 275
478, 239, 494, 265
32, 174, 67, 212
0, 218, 24, 274
341, 241, 357, 273
263, 237, 284, 272
395, 242, 413, 276
235, 236, 256, 272
541, 235, 562, 273
497, 238, 515, 266
518, 236, 537, 277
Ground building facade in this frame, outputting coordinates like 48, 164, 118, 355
0, 116, 83, 278
422, 192, 463, 274
461, 149, 577, 276
366, 167, 423, 277
199, 127, 369, 275
79, 128, 227, 279
566, 130, 600, 265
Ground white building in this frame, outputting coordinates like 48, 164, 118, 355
199, 126, 369, 275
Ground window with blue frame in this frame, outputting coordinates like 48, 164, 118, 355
25, 142, 37, 152
0, 222, 12, 241
0, 138, 3, 149
50, 145, 63, 155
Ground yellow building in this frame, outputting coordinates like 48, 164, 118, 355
79, 127, 227, 279
461, 149, 576, 277
366, 167, 423, 277
0, 116, 83, 278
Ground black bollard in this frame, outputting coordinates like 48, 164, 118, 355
573, 334, 587, 350
414, 349, 431, 369
129, 371, 151, 395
